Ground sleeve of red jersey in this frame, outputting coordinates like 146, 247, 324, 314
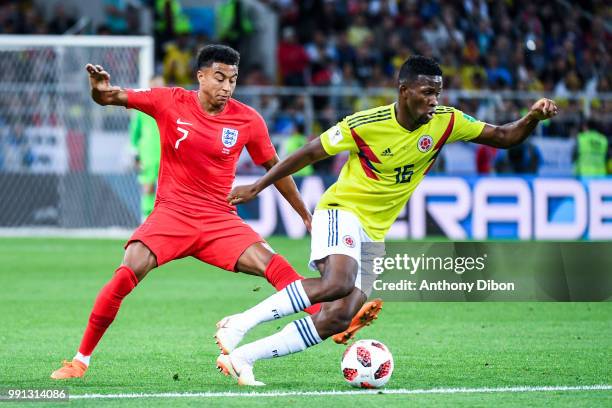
125, 87, 173, 118
246, 111, 276, 165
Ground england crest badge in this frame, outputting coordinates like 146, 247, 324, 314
221, 128, 239, 148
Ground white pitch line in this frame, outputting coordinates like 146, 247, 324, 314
70, 385, 612, 400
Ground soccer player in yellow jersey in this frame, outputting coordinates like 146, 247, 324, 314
214, 56, 559, 385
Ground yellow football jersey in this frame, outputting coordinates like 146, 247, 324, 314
318, 103, 486, 241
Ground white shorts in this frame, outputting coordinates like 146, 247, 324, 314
308, 209, 384, 296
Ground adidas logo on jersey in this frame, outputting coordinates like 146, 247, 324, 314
381, 148, 393, 157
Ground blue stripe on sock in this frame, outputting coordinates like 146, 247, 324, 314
330, 210, 333, 246
296, 318, 316, 347
293, 320, 311, 347
335, 210, 338, 245
331, 210, 336, 246
289, 282, 307, 310
327, 210, 332, 247
285, 285, 299, 313
300, 318, 319, 346
287, 283, 301, 311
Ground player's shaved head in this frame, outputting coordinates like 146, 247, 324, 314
398, 55, 443, 84
197, 45, 240, 69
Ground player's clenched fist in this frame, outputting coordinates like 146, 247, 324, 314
228, 184, 259, 205
529, 98, 559, 121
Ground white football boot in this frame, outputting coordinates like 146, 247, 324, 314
214, 314, 248, 355
216, 354, 265, 386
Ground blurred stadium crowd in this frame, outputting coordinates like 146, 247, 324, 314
0, 0, 610, 176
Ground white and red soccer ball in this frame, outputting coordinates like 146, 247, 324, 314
341, 339, 393, 388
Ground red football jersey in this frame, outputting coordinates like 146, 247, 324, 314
126, 87, 275, 213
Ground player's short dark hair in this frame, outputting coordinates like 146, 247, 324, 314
398, 55, 442, 83
196, 45, 240, 69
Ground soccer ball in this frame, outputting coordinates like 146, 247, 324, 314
341, 339, 393, 388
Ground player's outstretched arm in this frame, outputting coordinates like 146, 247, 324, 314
261, 155, 313, 231
228, 138, 329, 205
472, 98, 558, 148
85, 64, 128, 107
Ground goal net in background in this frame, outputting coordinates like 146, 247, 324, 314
0, 36, 153, 232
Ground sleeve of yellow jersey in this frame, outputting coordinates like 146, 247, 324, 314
319, 119, 359, 156
448, 108, 487, 143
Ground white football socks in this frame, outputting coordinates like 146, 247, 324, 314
235, 281, 312, 332
231, 316, 323, 371
74, 352, 90, 366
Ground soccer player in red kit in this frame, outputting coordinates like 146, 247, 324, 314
50, 45, 381, 380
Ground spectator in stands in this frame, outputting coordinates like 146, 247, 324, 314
330, 63, 360, 115
573, 119, 610, 177
259, 94, 280, 130
441, 7, 465, 47
0, 2, 23, 34
21, 6, 47, 35
48, 4, 77, 34
273, 97, 306, 136
495, 142, 542, 174
476, 145, 498, 175
0, 2, 48, 34
590, 77, 611, 136
306, 31, 336, 110
154, 0, 192, 60
239, 64, 276, 116
217, 0, 254, 52
554, 71, 583, 98
476, 19, 493, 55
422, 16, 457, 58
104, 0, 129, 34
243, 63, 271, 86
486, 55, 513, 88
162, 34, 193, 86
0, 2, 17, 34
334, 30, 357, 72
459, 51, 486, 91
155, 0, 191, 36
347, 13, 371, 49
281, 123, 313, 177
353, 35, 380, 86
277, 27, 309, 86
316, 0, 348, 34
96, 25, 112, 35
305, 31, 336, 69
523, 67, 545, 92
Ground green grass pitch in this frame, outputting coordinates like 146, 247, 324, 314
0, 237, 610, 407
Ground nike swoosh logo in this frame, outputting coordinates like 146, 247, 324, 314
176, 119, 193, 126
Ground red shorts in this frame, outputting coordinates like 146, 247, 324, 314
126, 205, 264, 271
